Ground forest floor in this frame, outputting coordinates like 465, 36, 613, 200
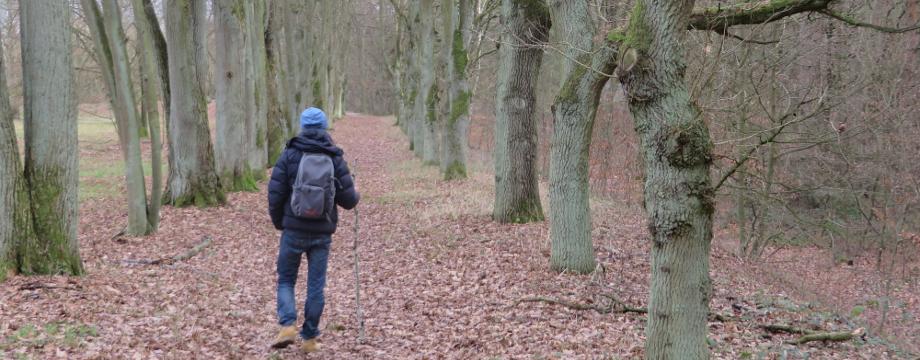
2, 114, 919, 359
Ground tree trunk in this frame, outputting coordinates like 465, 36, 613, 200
439, 0, 472, 180
19, 0, 83, 275
419, 0, 440, 165
547, 0, 613, 274
283, 2, 308, 129
409, 0, 426, 156
265, 0, 291, 165
0, 27, 31, 281
99, 0, 149, 235
163, 0, 225, 207
618, 0, 714, 358
492, 0, 551, 223
247, 1, 268, 172
214, 0, 260, 192
131, 0, 164, 232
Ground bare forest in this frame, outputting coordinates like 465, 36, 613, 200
1, 0, 919, 359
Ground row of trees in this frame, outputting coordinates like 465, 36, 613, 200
0, 0, 353, 281
391, 0, 912, 357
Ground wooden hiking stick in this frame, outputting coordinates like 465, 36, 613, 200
352, 158, 365, 343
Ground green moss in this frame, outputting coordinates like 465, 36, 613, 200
425, 84, 439, 125
620, 1, 652, 52
442, 161, 467, 181
19, 166, 84, 276
312, 79, 324, 109
222, 168, 260, 192
256, 127, 265, 148
166, 180, 226, 208
510, 200, 545, 224
556, 54, 590, 105
449, 90, 471, 126
452, 29, 468, 75
513, 0, 550, 22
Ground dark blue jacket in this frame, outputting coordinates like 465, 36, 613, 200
268, 129, 360, 234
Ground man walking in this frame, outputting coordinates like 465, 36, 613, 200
268, 107, 360, 353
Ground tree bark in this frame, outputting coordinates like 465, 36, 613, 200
131, 0, 164, 232
420, 0, 440, 165
163, 0, 225, 207
618, 1, 714, 358
0, 26, 31, 281
546, 0, 617, 273
214, 0, 260, 192
439, 0, 473, 180
81, 0, 152, 236
265, 0, 292, 165
247, 1, 268, 171
19, 0, 83, 275
492, 0, 551, 223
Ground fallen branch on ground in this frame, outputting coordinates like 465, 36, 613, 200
762, 324, 863, 345
122, 236, 213, 266
512, 294, 647, 315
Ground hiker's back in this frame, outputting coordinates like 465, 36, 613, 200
268, 128, 360, 236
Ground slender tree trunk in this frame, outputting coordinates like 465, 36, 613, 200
0, 27, 31, 281
266, 0, 291, 165
91, 0, 151, 235
19, 0, 83, 275
214, 0, 259, 192
131, 0, 164, 232
141, 0, 171, 192
492, 0, 551, 223
618, 0, 714, 357
163, 0, 225, 207
547, 0, 615, 273
409, 0, 426, 156
439, 0, 472, 180
419, 0, 440, 165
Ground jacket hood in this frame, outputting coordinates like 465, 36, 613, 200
287, 128, 344, 156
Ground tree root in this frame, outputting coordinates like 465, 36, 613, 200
122, 236, 213, 266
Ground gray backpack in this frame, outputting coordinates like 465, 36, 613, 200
291, 153, 336, 220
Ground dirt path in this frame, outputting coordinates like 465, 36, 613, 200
1, 115, 912, 359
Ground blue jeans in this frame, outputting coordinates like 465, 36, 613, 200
276, 231, 331, 340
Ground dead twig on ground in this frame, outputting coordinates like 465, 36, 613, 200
121, 236, 213, 266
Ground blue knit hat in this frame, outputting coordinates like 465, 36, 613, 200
300, 107, 328, 129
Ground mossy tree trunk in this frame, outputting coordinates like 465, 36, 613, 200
618, 0, 714, 357
0, 27, 31, 281
439, 0, 472, 181
492, 0, 551, 223
266, 0, 292, 165
163, 0, 225, 207
283, 2, 309, 129
214, 0, 262, 192
546, 0, 619, 273
419, 0, 440, 165
19, 0, 84, 275
130, 0, 164, 232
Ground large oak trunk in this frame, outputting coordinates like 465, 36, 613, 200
214, 0, 260, 192
163, 0, 225, 207
492, 0, 551, 224
619, 1, 714, 358
19, 0, 83, 275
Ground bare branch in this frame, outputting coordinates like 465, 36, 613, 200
819, 10, 920, 34
689, 0, 834, 31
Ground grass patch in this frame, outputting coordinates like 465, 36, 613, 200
0, 322, 98, 352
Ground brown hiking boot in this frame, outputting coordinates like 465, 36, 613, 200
271, 326, 298, 349
301, 338, 321, 353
